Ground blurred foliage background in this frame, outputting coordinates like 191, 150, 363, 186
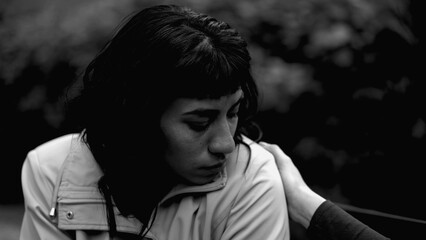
0, 0, 424, 239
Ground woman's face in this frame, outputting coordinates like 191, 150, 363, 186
160, 89, 243, 185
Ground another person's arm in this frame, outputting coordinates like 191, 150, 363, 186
259, 142, 390, 240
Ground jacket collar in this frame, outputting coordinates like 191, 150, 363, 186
61, 135, 228, 202
52, 133, 227, 234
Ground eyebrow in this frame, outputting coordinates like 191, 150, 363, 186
183, 96, 244, 117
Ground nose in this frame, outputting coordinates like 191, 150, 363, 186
208, 120, 236, 156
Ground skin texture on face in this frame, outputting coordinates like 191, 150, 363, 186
160, 89, 243, 185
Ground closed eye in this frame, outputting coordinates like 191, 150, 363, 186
227, 108, 239, 119
183, 95, 243, 132
187, 119, 212, 132
227, 98, 242, 119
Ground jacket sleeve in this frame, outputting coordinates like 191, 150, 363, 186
307, 200, 391, 240
20, 150, 71, 240
219, 153, 290, 240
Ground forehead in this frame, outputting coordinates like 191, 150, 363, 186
167, 89, 243, 113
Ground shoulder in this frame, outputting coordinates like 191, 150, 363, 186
22, 133, 79, 189
21, 133, 81, 217
225, 135, 283, 192
32, 133, 77, 165
216, 136, 289, 239
230, 136, 278, 180
243, 136, 275, 170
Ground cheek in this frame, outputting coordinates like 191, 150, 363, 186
161, 122, 200, 165
163, 133, 203, 180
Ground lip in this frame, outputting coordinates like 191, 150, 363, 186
200, 163, 225, 177
202, 163, 224, 170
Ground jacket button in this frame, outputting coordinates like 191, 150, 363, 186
66, 211, 74, 219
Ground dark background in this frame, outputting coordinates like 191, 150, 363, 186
1, 0, 424, 239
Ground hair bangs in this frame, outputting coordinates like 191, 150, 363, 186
171, 40, 249, 99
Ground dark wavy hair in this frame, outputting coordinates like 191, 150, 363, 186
66, 4, 261, 238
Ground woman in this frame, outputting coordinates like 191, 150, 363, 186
19, 4, 289, 240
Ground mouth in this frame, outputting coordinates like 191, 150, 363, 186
201, 163, 225, 176
205, 163, 222, 169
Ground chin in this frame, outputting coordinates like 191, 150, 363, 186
184, 175, 217, 186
